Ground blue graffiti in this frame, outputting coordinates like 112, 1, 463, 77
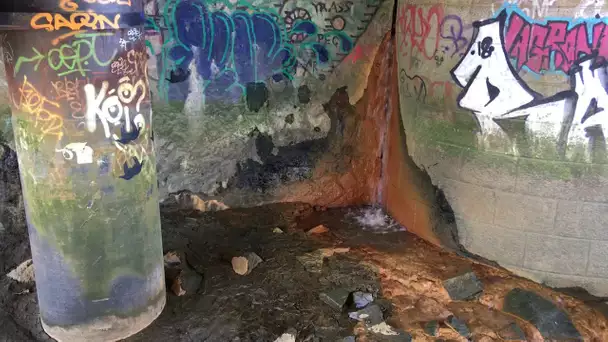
149, 0, 355, 105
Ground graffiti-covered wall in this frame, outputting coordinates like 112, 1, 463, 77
395, 0, 608, 296
141, 0, 393, 205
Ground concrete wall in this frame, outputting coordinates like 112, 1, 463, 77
394, 0, 608, 296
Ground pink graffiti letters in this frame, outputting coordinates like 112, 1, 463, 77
504, 8, 608, 73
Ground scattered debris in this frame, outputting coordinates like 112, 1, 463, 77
164, 251, 203, 296
442, 270, 483, 301
6, 259, 35, 283
296, 252, 324, 273
273, 333, 296, 342
297, 247, 350, 273
503, 288, 581, 340
447, 316, 470, 338
174, 191, 230, 212
232, 252, 263, 276
423, 321, 439, 336
368, 322, 399, 335
307, 224, 329, 235
320, 288, 351, 311
319, 247, 350, 257
272, 227, 284, 234
349, 303, 384, 325
353, 291, 374, 308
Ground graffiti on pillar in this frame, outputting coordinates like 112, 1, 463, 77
145, 0, 383, 109
6, 1, 156, 182
450, 5, 608, 160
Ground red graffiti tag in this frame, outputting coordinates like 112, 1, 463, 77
505, 12, 608, 73
397, 4, 444, 61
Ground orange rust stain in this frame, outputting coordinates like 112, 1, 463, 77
383, 42, 442, 246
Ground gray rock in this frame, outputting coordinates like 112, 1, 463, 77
348, 303, 383, 325
447, 316, 470, 338
503, 288, 582, 340
319, 288, 351, 311
341, 337, 355, 342
442, 270, 483, 301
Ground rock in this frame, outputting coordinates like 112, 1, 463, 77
232, 252, 263, 275
503, 288, 581, 340
368, 322, 413, 341
319, 247, 350, 257
447, 316, 470, 338
349, 303, 384, 326
442, 270, 483, 301
6, 259, 35, 283
307, 224, 329, 235
320, 288, 351, 311
341, 337, 356, 342
498, 322, 526, 340
297, 250, 326, 273
273, 227, 284, 234
353, 291, 374, 308
423, 321, 439, 337
164, 251, 203, 296
273, 333, 296, 342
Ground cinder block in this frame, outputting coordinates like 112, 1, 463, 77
506, 265, 608, 297
515, 158, 582, 201
441, 179, 495, 225
494, 191, 557, 234
580, 203, 608, 240
460, 151, 517, 191
523, 234, 589, 276
577, 165, 608, 203
554, 201, 608, 240
460, 219, 526, 266
587, 241, 608, 278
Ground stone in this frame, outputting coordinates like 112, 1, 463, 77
274, 333, 296, 342
232, 252, 263, 275
307, 224, 329, 235
353, 291, 374, 308
319, 288, 351, 311
273, 227, 284, 234
164, 251, 203, 296
423, 321, 439, 337
503, 288, 581, 340
349, 304, 384, 326
498, 322, 527, 341
442, 270, 483, 301
297, 251, 325, 273
6, 259, 35, 283
447, 316, 470, 338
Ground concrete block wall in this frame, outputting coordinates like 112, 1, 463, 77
395, 0, 608, 296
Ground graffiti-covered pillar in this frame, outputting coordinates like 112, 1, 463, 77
0, 1, 165, 341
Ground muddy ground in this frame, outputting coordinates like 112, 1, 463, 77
1, 203, 608, 341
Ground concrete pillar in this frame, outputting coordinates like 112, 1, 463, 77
0, 1, 165, 340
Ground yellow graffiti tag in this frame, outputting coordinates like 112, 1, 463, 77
31, 12, 121, 32
13, 76, 64, 140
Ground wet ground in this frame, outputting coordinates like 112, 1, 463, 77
2, 203, 608, 341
